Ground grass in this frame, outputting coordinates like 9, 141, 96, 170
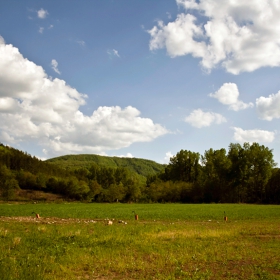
0, 203, 280, 279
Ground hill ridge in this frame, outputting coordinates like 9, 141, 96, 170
46, 154, 165, 177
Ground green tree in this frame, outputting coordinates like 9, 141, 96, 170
228, 143, 250, 202
88, 180, 102, 201
0, 164, 19, 200
201, 148, 231, 202
245, 143, 275, 202
2, 178, 19, 200
165, 150, 200, 183
97, 167, 115, 189
124, 177, 142, 202
265, 168, 280, 203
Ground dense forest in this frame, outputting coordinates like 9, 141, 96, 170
46, 153, 164, 185
0, 142, 279, 203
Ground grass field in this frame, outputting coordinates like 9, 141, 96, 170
0, 203, 280, 279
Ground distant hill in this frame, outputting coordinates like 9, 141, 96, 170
46, 154, 165, 178
0, 144, 165, 201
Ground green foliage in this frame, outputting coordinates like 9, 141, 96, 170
163, 149, 201, 182
147, 142, 278, 204
0, 142, 278, 204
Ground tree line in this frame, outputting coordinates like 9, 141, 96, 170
0, 142, 279, 203
147, 143, 280, 204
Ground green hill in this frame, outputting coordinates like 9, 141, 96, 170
46, 154, 165, 178
0, 143, 165, 201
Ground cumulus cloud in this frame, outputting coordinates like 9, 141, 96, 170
51, 59, 61, 74
148, 0, 280, 74
185, 109, 226, 128
0, 37, 167, 157
209, 83, 253, 111
256, 90, 280, 121
233, 127, 275, 143
37, 8, 48, 19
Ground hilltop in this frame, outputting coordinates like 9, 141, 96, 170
46, 154, 165, 178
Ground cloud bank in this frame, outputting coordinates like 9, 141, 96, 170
149, 0, 280, 74
0, 36, 167, 157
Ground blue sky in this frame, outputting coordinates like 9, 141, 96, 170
0, 0, 279, 165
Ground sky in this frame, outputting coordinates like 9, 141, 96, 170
0, 0, 279, 165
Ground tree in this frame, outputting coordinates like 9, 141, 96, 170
97, 167, 115, 189
201, 148, 231, 202
245, 143, 275, 202
124, 177, 142, 202
228, 143, 250, 202
165, 150, 200, 183
2, 178, 19, 200
265, 168, 280, 204
88, 180, 102, 201
228, 142, 276, 203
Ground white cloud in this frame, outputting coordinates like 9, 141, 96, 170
39, 27, 44, 34
77, 40, 85, 47
176, 0, 198, 9
148, 14, 206, 59
51, 59, 61, 75
0, 37, 168, 157
115, 153, 134, 158
107, 49, 120, 58
164, 151, 173, 163
185, 109, 226, 128
233, 127, 275, 143
149, 0, 280, 74
37, 8, 48, 19
256, 90, 280, 121
209, 83, 254, 111
113, 49, 120, 57
0, 36, 4, 44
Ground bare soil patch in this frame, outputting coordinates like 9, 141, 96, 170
0, 216, 102, 224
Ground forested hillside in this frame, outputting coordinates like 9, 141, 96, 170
46, 154, 164, 177
0, 144, 153, 201
0, 142, 279, 203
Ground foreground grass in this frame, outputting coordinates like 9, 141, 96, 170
0, 203, 280, 279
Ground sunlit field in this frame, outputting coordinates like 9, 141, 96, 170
1, 203, 280, 279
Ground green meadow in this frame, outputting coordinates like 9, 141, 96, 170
0, 203, 280, 279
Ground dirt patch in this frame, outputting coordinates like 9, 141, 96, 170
16, 189, 66, 202
0, 216, 105, 225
